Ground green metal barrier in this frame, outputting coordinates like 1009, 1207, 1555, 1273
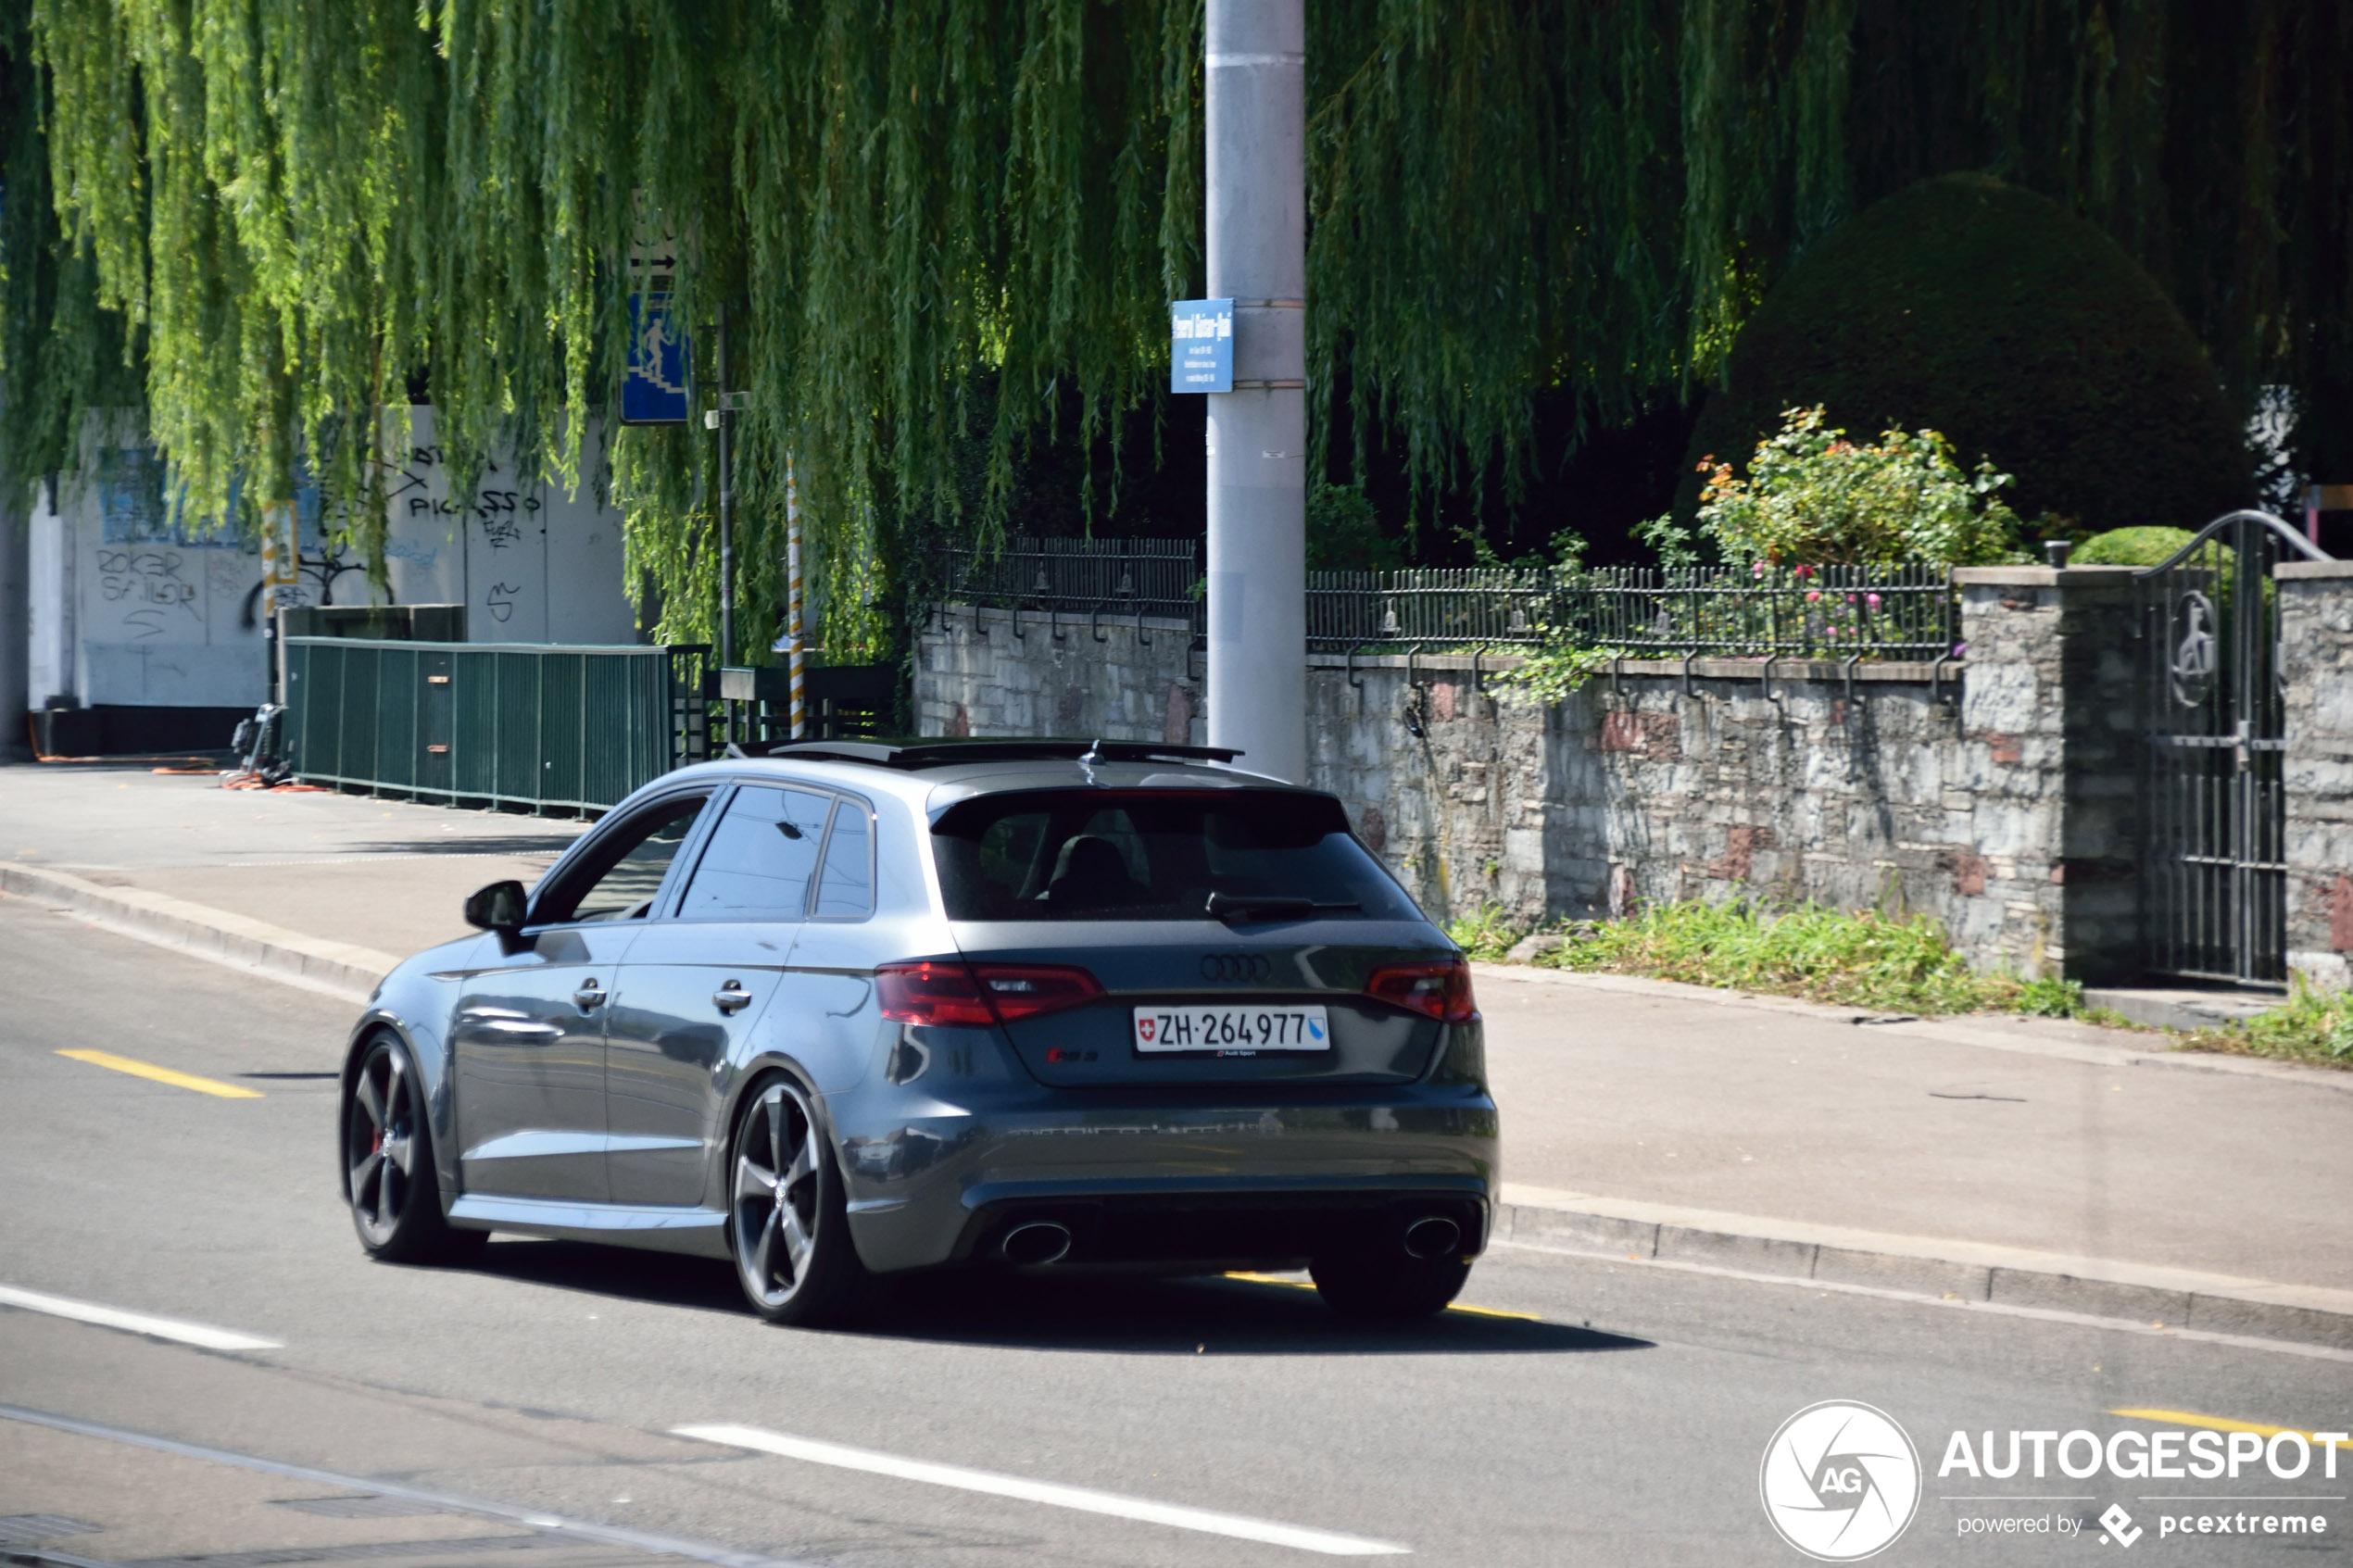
283, 638, 712, 812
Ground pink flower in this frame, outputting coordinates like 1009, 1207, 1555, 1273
1866, 593, 1882, 609
1793, 564, 1813, 578
1806, 591, 1820, 602
1752, 561, 1767, 578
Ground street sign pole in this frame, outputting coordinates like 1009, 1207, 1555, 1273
786, 460, 805, 741
714, 302, 734, 672
1203, 0, 1306, 783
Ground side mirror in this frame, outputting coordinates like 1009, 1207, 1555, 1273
463, 880, 530, 933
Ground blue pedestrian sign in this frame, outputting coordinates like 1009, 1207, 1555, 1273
1170, 299, 1233, 393
623, 292, 690, 423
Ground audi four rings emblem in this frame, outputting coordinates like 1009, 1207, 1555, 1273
1200, 953, 1272, 983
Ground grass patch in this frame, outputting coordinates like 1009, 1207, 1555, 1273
2180, 985, 2353, 1070
1450, 895, 2353, 1066
1444, 903, 1524, 962
1453, 897, 2080, 1017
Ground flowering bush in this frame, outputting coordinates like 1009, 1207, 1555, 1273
1686, 406, 2023, 567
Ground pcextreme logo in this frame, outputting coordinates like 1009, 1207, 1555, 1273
1760, 1401, 1924, 1561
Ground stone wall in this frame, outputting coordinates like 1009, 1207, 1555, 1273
2281, 561, 2353, 991
912, 606, 1204, 746
912, 567, 2341, 986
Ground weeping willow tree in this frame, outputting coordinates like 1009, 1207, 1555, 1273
9, 0, 2349, 651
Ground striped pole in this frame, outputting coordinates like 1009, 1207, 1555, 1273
786, 458, 805, 741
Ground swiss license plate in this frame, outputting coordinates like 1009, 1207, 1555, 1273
1132, 1004, 1330, 1054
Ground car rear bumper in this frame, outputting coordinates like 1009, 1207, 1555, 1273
831, 1083, 1499, 1274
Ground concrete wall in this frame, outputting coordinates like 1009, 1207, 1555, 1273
2281, 560, 2353, 991
25, 408, 638, 719
913, 569, 2167, 983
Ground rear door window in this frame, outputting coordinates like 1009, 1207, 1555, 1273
933, 790, 1416, 922
813, 797, 875, 918
678, 785, 833, 920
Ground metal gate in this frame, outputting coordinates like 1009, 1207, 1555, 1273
2134, 510, 2329, 985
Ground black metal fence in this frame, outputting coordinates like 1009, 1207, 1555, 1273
942, 536, 1202, 624
1312, 563, 1957, 659
938, 540, 1958, 661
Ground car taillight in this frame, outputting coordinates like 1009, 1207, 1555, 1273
972, 964, 1105, 1022
1365, 959, 1478, 1023
876, 960, 1103, 1026
875, 961, 997, 1027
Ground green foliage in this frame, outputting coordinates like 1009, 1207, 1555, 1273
1691, 405, 2021, 567
1443, 903, 1521, 963
1307, 482, 1401, 572
1537, 897, 2084, 1018
1683, 175, 2252, 541
2186, 984, 2353, 1069
1489, 642, 1625, 706
2070, 527, 2197, 567
8, 6, 2348, 642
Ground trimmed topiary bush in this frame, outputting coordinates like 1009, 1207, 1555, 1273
2070, 526, 2198, 567
1680, 174, 2250, 542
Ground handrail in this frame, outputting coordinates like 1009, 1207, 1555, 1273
2132, 509, 2331, 577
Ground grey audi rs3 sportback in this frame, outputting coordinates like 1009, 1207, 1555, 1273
338, 739, 1498, 1325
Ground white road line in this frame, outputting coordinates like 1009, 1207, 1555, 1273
0, 1284, 281, 1351
673, 1423, 1411, 1557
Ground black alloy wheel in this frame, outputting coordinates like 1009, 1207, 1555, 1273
729, 1075, 874, 1325
343, 1035, 482, 1264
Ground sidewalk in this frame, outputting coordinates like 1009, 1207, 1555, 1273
6, 759, 2350, 1348
0, 759, 584, 959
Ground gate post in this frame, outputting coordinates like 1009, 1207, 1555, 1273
1949, 565, 2145, 983
2280, 559, 2353, 993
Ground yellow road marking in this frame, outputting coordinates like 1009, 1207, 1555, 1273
2110, 1410, 2347, 1447
1221, 1271, 1541, 1321
57, 1049, 262, 1099
1442, 1301, 1542, 1322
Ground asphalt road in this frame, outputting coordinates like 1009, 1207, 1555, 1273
1, 897, 2346, 1567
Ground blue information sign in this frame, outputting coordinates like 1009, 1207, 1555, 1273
1170, 298, 1234, 393
622, 292, 691, 423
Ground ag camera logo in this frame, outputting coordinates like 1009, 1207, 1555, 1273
1761, 1401, 1922, 1561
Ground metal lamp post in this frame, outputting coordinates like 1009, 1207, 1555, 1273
1203, 0, 1307, 784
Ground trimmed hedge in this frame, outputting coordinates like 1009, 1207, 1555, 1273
1680, 175, 2251, 541
2071, 526, 2198, 567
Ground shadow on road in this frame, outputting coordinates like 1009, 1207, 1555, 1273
466, 1238, 1653, 1357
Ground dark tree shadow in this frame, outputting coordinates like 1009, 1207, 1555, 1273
466, 1239, 1653, 1357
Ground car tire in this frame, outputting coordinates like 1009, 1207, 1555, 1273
1310, 1249, 1472, 1321
343, 1034, 484, 1266
728, 1073, 877, 1326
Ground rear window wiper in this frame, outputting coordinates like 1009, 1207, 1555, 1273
1205, 892, 1362, 922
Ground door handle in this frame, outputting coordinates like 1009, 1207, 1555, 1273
712, 980, 752, 1016
573, 979, 607, 1011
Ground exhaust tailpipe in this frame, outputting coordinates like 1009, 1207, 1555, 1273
1001, 1221, 1074, 1266
1403, 1215, 1462, 1261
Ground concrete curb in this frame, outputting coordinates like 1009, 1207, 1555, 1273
0, 861, 394, 1004
1497, 1183, 2353, 1350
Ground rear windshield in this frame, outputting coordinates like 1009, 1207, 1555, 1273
932, 790, 1419, 922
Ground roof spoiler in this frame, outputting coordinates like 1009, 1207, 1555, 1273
746, 738, 1243, 771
